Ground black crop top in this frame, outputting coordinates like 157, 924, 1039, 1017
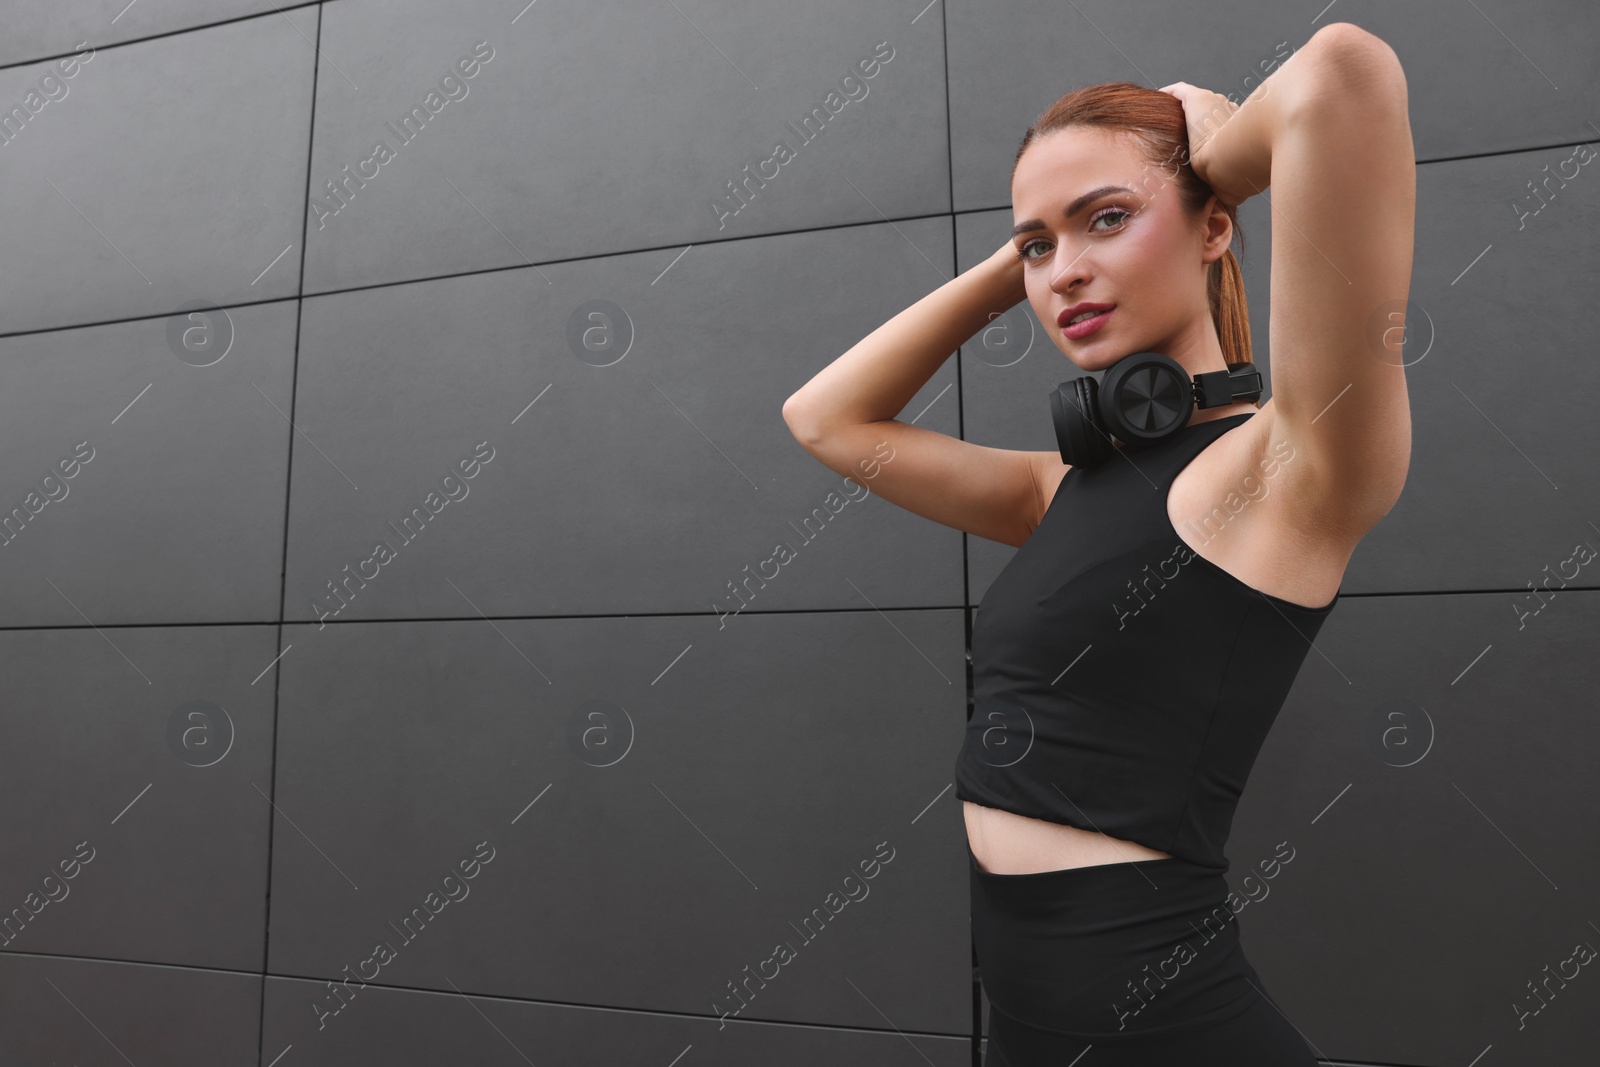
954, 412, 1339, 872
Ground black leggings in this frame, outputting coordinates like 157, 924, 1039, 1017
969, 842, 1317, 1065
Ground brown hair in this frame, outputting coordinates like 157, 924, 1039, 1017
1012, 81, 1256, 392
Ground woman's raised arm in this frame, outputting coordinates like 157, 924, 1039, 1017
1177, 22, 1415, 541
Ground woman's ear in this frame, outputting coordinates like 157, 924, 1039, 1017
1199, 194, 1234, 265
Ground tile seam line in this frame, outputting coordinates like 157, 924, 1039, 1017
0, 0, 327, 75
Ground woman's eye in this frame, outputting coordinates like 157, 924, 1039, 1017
1092, 208, 1130, 230
1015, 209, 1130, 262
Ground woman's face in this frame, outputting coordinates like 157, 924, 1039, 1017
1010, 126, 1231, 371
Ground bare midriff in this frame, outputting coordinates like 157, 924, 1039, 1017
964, 799, 1172, 874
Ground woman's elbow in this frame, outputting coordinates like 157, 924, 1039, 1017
1299, 22, 1407, 114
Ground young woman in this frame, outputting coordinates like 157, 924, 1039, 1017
783, 21, 1413, 1064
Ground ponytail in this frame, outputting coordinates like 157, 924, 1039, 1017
1209, 243, 1257, 405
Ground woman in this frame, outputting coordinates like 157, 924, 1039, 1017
783, 21, 1413, 1064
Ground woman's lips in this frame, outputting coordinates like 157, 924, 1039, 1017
1062, 307, 1114, 339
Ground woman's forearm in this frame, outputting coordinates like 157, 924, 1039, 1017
783, 242, 1027, 437
1191, 28, 1335, 206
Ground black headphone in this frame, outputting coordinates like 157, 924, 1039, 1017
1050, 351, 1262, 468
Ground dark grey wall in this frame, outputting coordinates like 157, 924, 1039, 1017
0, 2, 1593, 1065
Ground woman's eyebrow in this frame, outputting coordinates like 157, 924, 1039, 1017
1012, 184, 1135, 237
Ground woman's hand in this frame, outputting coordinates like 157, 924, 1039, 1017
991, 238, 1029, 308
1158, 82, 1249, 206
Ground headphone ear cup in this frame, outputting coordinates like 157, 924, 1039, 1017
1051, 376, 1115, 469
1100, 352, 1191, 444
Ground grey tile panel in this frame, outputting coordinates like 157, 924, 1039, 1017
1231, 590, 1600, 1066
0, 302, 297, 628
264, 611, 970, 1032
284, 219, 963, 624
0, 623, 278, 970
0, 8, 318, 335
301, 0, 950, 293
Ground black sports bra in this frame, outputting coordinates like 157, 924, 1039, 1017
953, 412, 1339, 872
